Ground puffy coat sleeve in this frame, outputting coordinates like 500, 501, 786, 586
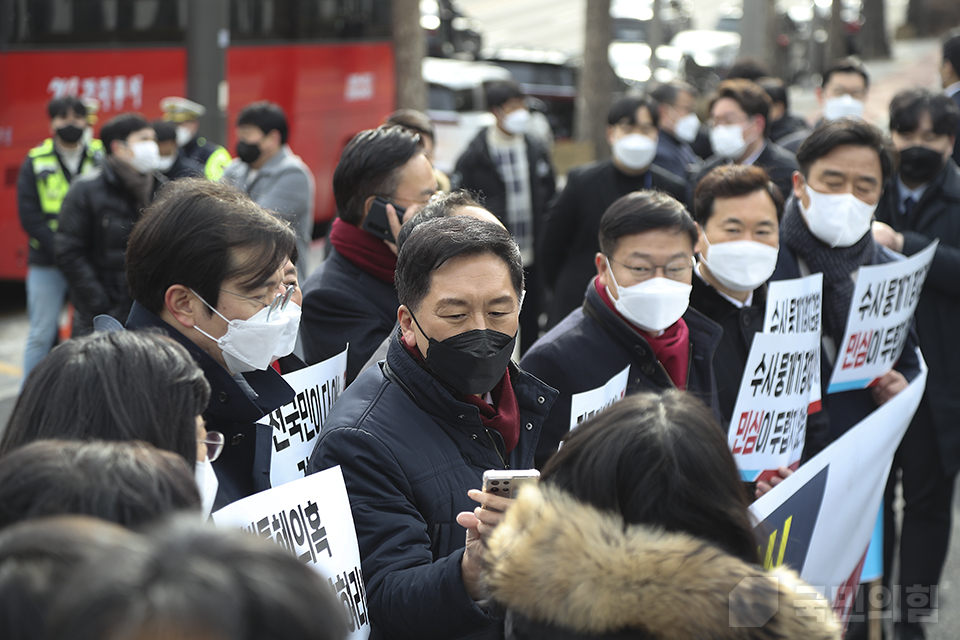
309, 426, 497, 640
55, 180, 110, 314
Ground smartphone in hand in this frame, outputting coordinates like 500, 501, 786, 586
481, 469, 540, 500
362, 196, 406, 242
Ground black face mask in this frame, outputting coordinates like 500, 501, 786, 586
236, 140, 262, 164
899, 146, 945, 184
410, 312, 516, 396
56, 124, 84, 144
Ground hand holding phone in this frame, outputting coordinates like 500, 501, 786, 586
481, 469, 540, 500
362, 196, 406, 243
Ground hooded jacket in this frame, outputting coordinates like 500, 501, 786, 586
484, 484, 841, 640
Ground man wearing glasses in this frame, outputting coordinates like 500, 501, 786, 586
124, 178, 299, 509
521, 191, 723, 468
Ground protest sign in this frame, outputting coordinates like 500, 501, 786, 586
569, 365, 630, 429
749, 366, 926, 625
764, 273, 823, 413
827, 242, 936, 393
260, 347, 348, 488
728, 330, 820, 483
213, 466, 370, 640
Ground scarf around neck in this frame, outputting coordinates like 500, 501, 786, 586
104, 154, 154, 212
329, 217, 398, 283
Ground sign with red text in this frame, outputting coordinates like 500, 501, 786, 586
764, 273, 823, 412
213, 466, 370, 640
827, 242, 935, 393
728, 330, 820, 482
260, 348, 348, 487
569, 365, 630, 429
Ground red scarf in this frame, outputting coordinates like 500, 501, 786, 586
595, 278, 690, 390
329, 218, 397, 283
403, 339, 520, 452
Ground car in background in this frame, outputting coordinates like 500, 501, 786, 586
423, 57, 512, 173
421, 0, 483, 59
608, 41, 682, 90
610, 0, 695, 44
484, 48, 579, 139
669, 29, 741, 92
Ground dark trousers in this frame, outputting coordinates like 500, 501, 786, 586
882, 399, 955, 634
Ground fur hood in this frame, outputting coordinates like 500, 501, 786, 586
484, 484, 841, 640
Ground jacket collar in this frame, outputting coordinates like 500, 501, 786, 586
690, 270, 767, 321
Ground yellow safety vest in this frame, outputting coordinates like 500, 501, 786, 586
28, 138, 102, 248
204, 145, 233, 182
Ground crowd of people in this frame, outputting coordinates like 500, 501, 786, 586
8, 31, 960, 640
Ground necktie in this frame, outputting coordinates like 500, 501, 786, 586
903, 196, 915, 216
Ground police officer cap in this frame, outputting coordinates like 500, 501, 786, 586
161, 97, 206, 122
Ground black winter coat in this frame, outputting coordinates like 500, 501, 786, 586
126, 302, 295, 510
56, 161, 158, 335
520, 281, 722, 469
696, 140, 799, 202
538, 159, 688, 328
308, 334, 557, 640
875, 161, 960, 474
300, 248, 399, 384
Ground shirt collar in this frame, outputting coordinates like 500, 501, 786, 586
742, 140, 767, 167
897, 176, 928, 208
693, 262, 753, 308
944, 82, 960, 98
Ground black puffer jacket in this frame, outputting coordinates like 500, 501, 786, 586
56, 160, 158, 335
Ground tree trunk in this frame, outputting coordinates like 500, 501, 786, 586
906, 0, 927, 37
393, 0, 426, 111
576, 0, 612, 160
827, 0, 847, 63
860, 0, 890, 60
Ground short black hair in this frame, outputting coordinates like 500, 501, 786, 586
727, 56, 772, 82
385, 109, 436, 144
395, 190, 482, 251
598, 191, 697, 256
796, 118, 897, 182
100, 112, 150, 156
889, 88, 960, 137
693, 164, 785, 226
47, 97, 86, 120
0, 440, 200, 531
709, 79, 772, 136
607, 94, 660, 128
126, 178, 297, 315
944, 29, 960, 78
44, 517, 349, 640
396, 216, 523, 313
822, 57, 870, 89
648, 81, 699, 107
333, 125, 423, 225
757, 76, 789, 110
485, 79, 525, 109
1, 331, 210, 465
237, 101, 289, 144
153, 119, 177, 142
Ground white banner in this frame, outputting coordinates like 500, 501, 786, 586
213, 466, 370, 640
728, 330, 820, 483
827, 242, 935, 393
260, 348, 348, 488
749, 366, 926, 625
569, 365, 630, 429
764, 273, 823, 412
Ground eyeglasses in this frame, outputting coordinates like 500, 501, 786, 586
199, 430, 225, 462
609, 257, 693, 282
220, 283, 295, 320
377, 191, 441, 208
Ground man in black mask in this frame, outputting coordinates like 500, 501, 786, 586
873, 88, 960, 640
308, 214, 556, 640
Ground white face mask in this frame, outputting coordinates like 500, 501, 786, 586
191, 290, 300, 374
800, 187, 877, 248
822, 95, 865, 121
501, 108, 530, 135
606, 258, 691, 333
710, 124, 749, 160
674, 113, 701, 144
127, 140, 161, 174
157, 154, 177, 172
176, 125, 193, 148
700, 238, 779, 293
195, 459, 220, 520
612, 133, 658, 170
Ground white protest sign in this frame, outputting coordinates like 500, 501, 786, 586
728, 330, 820, 483
749, 366, 926, 626
213, 466, 370, 640
764, 273, 823, 412
827, 242, 936, 393
569, 365, 630, 429
261, 347, 348, 488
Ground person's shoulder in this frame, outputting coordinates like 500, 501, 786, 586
522, 308, 589, 364
763, 141, 799, 168
650, 163, 688, 191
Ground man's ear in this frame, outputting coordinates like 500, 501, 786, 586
164, 284, 202, 328
398, 304, 417, 348
792, 171, 808, 205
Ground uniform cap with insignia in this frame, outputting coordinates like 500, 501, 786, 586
161, 97, 206, 123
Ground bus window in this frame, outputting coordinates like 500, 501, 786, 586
230, 0, 391, 42
6, 0, 187, 46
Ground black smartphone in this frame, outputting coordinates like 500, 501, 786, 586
362, 196, 406, 243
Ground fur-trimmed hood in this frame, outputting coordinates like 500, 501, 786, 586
484, 484, 841, 640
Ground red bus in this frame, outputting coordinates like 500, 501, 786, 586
0, 0, 396, 281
